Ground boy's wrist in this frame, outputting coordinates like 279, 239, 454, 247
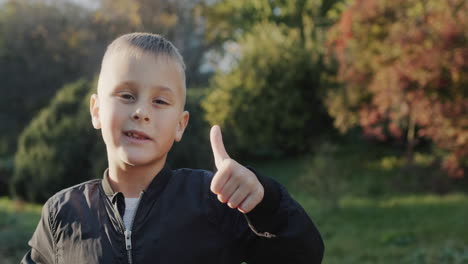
245, 166, 282, 227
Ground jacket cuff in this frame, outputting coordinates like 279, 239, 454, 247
245, 166, 282, 231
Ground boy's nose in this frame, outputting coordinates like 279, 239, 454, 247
132, 109, 150, 122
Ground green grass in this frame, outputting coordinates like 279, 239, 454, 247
2, 140, 467, 264
253, 156, 468, 263
251, 141, 468, 264
304, 194, 468, 264
0, 197, 42, 263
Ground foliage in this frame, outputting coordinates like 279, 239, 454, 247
11, 79, 104, 203
168, 88, 213, 170
0, 0, 99, 157
202, 22, 331, 157
201, 0, 351, 158
0, 156, 13, 196
326, 0, 468, 177
201, 0, 341, 46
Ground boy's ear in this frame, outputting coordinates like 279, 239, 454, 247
90, 94, 101, 129
174, 111, 189, 142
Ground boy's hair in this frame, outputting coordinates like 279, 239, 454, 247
98, 32, 186, 93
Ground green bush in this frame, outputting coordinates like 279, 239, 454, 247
168, 88, 213, 170
202, 23, 332, 159
11, 79, 104, 203
0, 155, 13, 196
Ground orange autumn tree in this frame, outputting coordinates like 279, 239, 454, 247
326, 0, 468, 177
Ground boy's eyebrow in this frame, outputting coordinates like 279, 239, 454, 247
115, 81, 138, 90
116, 81, 175, 95
151, 85, 175, 95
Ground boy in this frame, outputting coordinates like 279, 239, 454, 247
22, 33, 324, 264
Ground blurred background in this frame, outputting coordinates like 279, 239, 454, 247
0, 0, 467, 263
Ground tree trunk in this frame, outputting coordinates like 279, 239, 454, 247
405, 112, 416, 165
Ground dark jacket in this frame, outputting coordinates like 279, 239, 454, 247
22, 164, 324, 264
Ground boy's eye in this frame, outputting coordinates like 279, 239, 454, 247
154, 99, 168, 105
119, 93, 135, 100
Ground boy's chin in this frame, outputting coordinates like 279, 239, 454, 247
119, 152, 165, 168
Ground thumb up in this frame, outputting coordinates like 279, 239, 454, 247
209, 125, 264, 213
210, 125, 230, 169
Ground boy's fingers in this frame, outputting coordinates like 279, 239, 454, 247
226, 186, 249, 209
216, 175, 239, 202
238, 192, 262, 213
210, 125, 230, 168
210, 161, 234, 195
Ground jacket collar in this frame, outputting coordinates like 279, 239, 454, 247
101, 163, 173, 200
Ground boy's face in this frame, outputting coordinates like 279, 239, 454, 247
90, 52, 189, 168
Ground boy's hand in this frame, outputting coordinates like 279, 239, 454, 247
210, 125, 264, 214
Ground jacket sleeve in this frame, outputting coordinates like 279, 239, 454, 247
241, 167, 325, 264
21, 199, 56, 264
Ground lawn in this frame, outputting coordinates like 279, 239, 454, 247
252, 140, 468, 264
0, 197, 41, 263
1, 141, 467, 264
299, 193, 468, 264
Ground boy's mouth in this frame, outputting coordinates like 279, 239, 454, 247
123, 130, 152, 140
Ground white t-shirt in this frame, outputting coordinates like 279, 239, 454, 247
123, 197, 140, 230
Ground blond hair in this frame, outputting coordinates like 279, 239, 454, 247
97, 32, 186, 94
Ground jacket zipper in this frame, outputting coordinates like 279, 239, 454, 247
124, 191, 144, 264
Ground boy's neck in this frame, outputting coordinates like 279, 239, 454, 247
106, 159, 166, 198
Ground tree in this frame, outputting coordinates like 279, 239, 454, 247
11, 79, 105, 202
0, 0, 98, 158
201, 0, 345, 158
327, 0, 468, 177
202, 22, 331, 158
201, 0, 341, 46
168, 88, 213, 170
